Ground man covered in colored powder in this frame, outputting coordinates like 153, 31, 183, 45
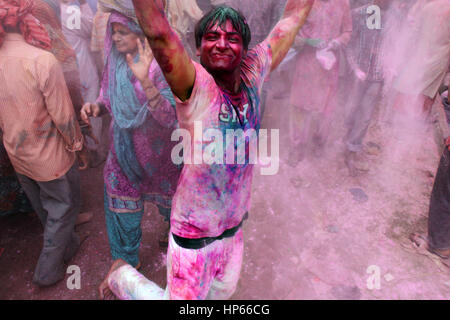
101, 0, 315, 300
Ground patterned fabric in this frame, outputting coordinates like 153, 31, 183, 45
98, 11, 181, 212
170, 41, 272, 239
0, 0, 51, 49
104, 187, 143, 267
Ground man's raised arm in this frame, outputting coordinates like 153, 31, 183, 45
131, 0, 196, 101
267, 0, 314, 71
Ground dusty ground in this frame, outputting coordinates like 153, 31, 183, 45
0, 78, 449, 300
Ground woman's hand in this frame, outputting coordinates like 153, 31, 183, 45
126, 38, 154, 84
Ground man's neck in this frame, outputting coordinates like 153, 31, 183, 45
210, 67, 242, 94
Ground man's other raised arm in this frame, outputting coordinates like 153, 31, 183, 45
267, 0, 314, 71
132, 0, 196, 101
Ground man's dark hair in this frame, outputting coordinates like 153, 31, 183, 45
194, 5, 251, 51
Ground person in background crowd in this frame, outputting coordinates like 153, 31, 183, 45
391, 0, 450, 118
0, 0, 89, 286
343, 0, 391, 176
410, 88, 450, 269
60, 0, 106, 166
78, 10, 181, 299
288, 0, 352, 166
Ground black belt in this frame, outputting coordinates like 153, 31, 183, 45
173, 212, 249, 250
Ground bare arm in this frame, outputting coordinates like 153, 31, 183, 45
267, 0, 314, 71
132, 0, 196, 101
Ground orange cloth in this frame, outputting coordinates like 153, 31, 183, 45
0, 33, 83, 181
0, 0, 51, 49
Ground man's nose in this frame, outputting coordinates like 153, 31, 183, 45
216, 37, 228, 49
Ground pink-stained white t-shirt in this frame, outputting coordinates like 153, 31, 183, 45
171, 41, 272, 239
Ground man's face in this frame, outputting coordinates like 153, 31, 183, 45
197, 20, 246, 74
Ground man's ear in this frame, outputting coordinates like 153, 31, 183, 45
196, 47, 201, 57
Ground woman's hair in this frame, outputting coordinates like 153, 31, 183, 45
194, 5, 251, 51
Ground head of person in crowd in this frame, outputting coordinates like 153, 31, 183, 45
194, 5, 251, 75
0, 0, 51, 49
106, 11, 145, 59
374, 0, 393, 10
111, 21, 143, 58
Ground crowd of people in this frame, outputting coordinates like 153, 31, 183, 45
0, 0, 449, 299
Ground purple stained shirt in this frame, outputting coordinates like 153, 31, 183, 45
170, 41, 272, 239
